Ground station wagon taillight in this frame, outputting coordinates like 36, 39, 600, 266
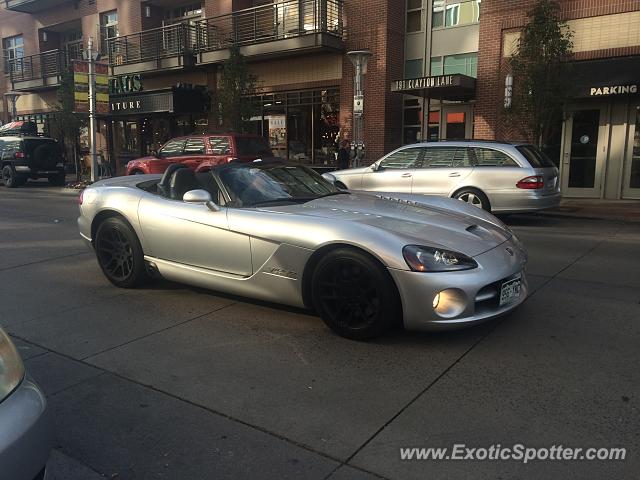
516, 175, 544, 189
14, 151, 25, 159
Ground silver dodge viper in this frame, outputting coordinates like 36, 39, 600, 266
77, 161, 528, 340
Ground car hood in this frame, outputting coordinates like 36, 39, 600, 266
128, 156, 156, 164
262, 192, 511, 257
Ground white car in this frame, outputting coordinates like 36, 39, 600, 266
328, 141, 561, 214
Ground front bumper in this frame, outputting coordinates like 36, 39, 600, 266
390, 237, 527, 331
0, 376, 52, 480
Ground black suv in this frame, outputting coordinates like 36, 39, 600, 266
0, 121, 65, 188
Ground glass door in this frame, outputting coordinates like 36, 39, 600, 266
441, 105, 473, 140
622, 105, 640, 199
561, 105, 608, 198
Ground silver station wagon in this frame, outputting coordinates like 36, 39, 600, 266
329, 141, 561, 213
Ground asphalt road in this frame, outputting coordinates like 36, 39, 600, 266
0, 180, 638, 479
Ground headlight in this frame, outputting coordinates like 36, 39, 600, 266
402, 245, 478, 272
0, 329, 24, 402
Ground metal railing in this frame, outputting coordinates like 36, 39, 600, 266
7, 49, 81, 83
196, 0, 343, 51
106, 0, 343, 65
107, 22, 200, 66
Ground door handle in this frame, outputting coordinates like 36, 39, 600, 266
449, 172, 461, 177
401, 172, 412, 178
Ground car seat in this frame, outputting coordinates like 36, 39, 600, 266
170, 168, 201, 200
158, 163, 188, 197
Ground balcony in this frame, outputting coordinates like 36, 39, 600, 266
107, 0, 343, 75
107, 23, 199, 76
196, 0, 344, 64
4, 0, 70, 13
7, 49, 79, 91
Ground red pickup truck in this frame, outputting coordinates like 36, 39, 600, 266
126, 133, 276, 175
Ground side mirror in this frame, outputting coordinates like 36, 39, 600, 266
183, 189, 220, 211
322, 172, 337, 184
151, 150, 160, 158
371, 163, 381, 172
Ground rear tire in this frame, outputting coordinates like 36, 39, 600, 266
311, 248, 400, 340
2, 165, 25, 188
95, 217, 147, 288
453, 188, 491, 212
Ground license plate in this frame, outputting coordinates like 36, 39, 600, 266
499, 276, 522, 306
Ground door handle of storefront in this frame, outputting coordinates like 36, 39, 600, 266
401, 172, 413, 178
449, 172, 461, 177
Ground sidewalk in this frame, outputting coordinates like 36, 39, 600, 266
539, 198, 640, 223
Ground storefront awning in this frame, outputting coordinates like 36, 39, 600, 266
390, 74, 476, 100
109, 87, 209, 116
569, 56, 640, 98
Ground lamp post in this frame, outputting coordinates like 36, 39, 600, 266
347, 50, 372, 167
83, 36, 100, 182
4, 92, 21, 122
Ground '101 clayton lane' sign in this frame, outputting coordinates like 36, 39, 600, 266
391, 75, 455, 92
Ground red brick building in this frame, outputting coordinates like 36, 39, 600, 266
475, 0, 640, 199
1, 0, 404, 172
2, 0, 639, 198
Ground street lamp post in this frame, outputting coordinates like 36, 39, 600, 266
83, 36, 100, 182
347, 50, 372, 167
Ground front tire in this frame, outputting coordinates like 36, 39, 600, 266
95, 217, 147, 288
453, 188, 491, 211
311, 248, 400, 340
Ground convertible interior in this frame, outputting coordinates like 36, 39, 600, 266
137, 164, 226, 204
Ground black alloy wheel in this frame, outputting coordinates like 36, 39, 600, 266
95, 217, 147, 288
312, 248, 400, 340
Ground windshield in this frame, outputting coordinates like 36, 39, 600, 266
235, 137, 273, 156
218, 164, 341, 207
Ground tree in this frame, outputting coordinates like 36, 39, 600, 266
217, 44, 258, 132
509, 0, 573, 146
48, 69, 85, 180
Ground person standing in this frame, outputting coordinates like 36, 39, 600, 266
337, 139, 350, 170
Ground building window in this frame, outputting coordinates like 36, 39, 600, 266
433, 0, 481, 28
100, 10, 119, 54
164, 2, 202, 22
406, 0, 423, 33
443, 52, 477, 77
430, 57, 443, 76
3, 35, 24, 73
404, 59, 423, 79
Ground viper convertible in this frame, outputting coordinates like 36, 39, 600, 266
78, 161, 528, 340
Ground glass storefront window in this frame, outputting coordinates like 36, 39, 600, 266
247, 88, 340, 166
630, 106, 640, 189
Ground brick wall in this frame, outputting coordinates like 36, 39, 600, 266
475, 0, 640, 142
